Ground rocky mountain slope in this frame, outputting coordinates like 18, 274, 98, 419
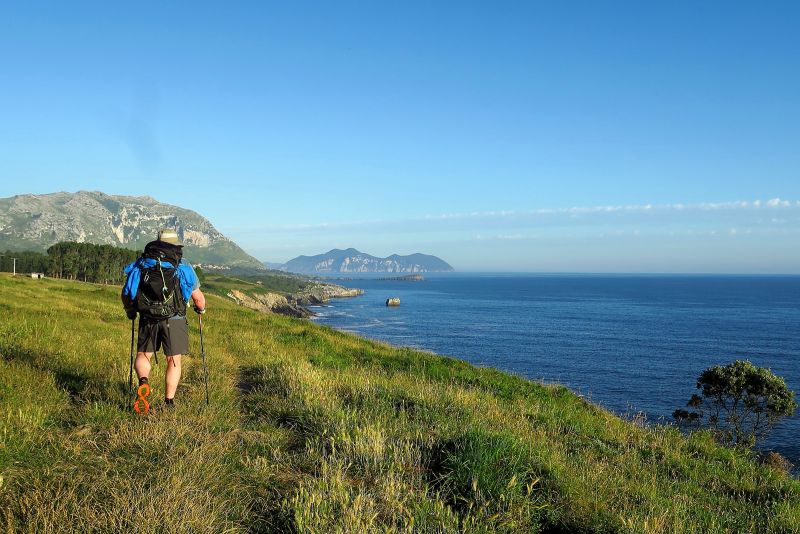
0, 191, 263, 268
279, 248, 454, 274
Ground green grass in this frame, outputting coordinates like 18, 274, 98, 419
0, 273, 798, 533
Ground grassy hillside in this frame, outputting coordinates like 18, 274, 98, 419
0, 274, 798, 533
202, 273, 309, 299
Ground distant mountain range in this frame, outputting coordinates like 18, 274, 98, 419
0, 191, 264, 268
277, 248, 454, 274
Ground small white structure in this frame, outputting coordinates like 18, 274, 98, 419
30, 273, 45, 279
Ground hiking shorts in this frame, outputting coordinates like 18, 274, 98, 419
137, 315, 189, 357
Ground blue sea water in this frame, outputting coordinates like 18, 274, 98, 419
311, 274, 800, 466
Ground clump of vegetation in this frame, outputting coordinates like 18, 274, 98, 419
1, 242, 139, 283
1, 274, 798, 532
764, 451, 795, 476
674, 360, 797, 448
0, 249, 50, 273
47, 241, 139, 283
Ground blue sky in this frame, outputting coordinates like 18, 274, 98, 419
1, 2, 798, 272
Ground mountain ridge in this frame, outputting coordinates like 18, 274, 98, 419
0, 190, 264, 268
278, 248, 454, 274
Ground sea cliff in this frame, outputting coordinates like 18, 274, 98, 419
226, 281, 363, 317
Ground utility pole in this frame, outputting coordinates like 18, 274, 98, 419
1, 255, 18, 276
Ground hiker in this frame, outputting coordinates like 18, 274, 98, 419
121, 229, 206, 409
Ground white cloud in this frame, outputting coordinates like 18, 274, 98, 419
421, 198, 798, 222
767, 198, 790, 207
230, 197, 800, 234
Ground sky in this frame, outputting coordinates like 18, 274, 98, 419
1, 1, 798, 272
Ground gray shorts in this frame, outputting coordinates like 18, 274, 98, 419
137, 315, 189, 357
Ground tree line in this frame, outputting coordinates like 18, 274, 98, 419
0, 249, 50, 274
1, 242, 139, 284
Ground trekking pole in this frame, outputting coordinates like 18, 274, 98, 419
128, 318, 136, 397
199, 314, 209, 406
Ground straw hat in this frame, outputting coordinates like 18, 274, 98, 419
157, 228, 183, 246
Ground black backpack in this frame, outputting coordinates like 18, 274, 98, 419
135, 241, 187, 320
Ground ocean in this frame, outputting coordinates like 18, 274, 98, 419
310, 274, 800, 465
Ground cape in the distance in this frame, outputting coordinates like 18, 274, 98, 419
275, 248, 455, 274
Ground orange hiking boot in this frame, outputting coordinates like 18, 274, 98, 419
134, 383, 151, 414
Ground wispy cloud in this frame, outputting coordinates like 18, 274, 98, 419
235, 198, 800, 234
427, 198, 799, 219
474, 233, 527, 241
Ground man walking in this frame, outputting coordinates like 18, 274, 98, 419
121, 229, 206, 409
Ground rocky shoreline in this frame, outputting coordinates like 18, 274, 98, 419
226, 282, 363, 318
378, 274, 424, 281
291, 282, 364, 305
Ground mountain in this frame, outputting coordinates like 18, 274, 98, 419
280, 248, 454, 274
0, 191, 264, 269
263, 261, 286, 270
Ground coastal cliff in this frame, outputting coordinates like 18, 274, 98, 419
226, 289, 312, 318
291, 282, 364, 305
226, 282, 363, 317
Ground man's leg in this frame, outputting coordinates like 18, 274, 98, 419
133, 352, 153, 413
163, 316, 189, 404
134, 352, 153, 381
135, 320, 157, 385
165, 355, 182, 400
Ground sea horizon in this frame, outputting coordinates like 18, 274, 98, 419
307, 270, 800, 279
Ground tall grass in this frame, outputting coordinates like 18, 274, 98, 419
0, 274, 797, 533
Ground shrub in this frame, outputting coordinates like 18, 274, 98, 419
674, 360, 797, 448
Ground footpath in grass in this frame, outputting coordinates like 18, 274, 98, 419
0, 274, 798, 533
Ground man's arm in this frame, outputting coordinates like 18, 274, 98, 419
178, 261, 205, 313
122, 293, 134, 309
191, 288, 206, 312
122, 284, 136, 319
